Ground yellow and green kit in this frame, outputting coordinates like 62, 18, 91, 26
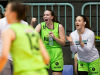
78, 58, 100, 75
40, 22, 63, 72
10, 23, 48, 75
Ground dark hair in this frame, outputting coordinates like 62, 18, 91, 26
0, 12, 4, 18
45, 9, 61, 24
79, 15, 92, 30
79, 15, 96, 45
8, 1, 29, 20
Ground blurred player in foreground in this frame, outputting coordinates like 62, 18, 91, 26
0, 1, 49, 75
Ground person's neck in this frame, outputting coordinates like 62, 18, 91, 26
46, 21, 53, 26
77, 27, 85, 34
10, 19, 21, 24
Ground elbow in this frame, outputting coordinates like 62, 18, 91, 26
70, 45, 77, 53
0, 55, 7, 61
72, 50, 76, 53
2, 55, 7, 61
61, 42, 66, 46
82, 46, 92, 53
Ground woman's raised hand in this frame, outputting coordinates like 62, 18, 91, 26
30, 18, 37, 26
66, 34, 73, 43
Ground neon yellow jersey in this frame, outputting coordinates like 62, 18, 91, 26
10, 23, 45, 73
40, 22, 61, 48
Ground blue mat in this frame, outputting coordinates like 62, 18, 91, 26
52, 65, 73, 75
62, 65, 73, 75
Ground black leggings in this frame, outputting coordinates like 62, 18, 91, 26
78, 71, 88, 75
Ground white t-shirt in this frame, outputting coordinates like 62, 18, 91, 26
70, 28, 99, 62
0, 17, 28, 61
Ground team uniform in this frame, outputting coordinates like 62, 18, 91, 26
9, 23, 48, 75
40, 22, 63, 72
70, 28, 100, 75
75, 53, 91, 75
0, 17, 28, 75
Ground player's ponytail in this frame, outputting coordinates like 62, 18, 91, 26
79, 15, 95, 45
79, 15, 92, 30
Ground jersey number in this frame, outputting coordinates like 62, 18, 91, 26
26, 33, 39, 50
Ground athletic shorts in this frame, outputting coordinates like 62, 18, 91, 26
14, 69, 48, 75
46, 48, 63, 72
77, 61, 91, 75
78, 58, 100, 75
88, 72, 91, 75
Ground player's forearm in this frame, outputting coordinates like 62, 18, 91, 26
53, 36, 65, 46
82, 45, 92, 52
39, 39, 50, 64
30, 22, 35, 27
44, 54, 50, 64
41, 47, 50, 64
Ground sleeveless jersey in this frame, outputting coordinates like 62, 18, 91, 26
40, 22, 61, 48
9, 23, 45, 73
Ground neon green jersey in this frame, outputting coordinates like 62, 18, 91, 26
10, 23, 45, 73
40, 22, 61, 48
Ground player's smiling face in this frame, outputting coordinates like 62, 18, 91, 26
75, 16, 85, 30
43, 10, 53, 25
